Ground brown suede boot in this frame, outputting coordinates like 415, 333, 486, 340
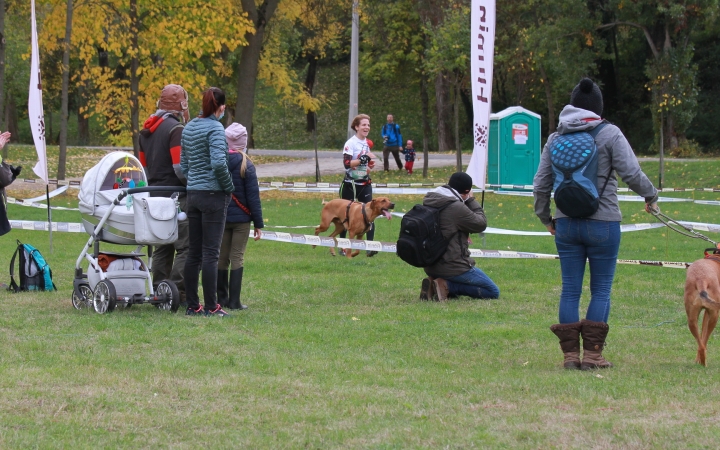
433, 278, 449, 302
550, 322, 582, 370
580, 319, 613, 370
419, 277, 435, 301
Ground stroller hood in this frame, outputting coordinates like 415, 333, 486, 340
79, 151, 147, 215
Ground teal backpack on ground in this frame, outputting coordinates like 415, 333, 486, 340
550, 123, 608, 218
9, 240, 56, 292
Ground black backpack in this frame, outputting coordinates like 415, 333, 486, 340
9, 240, 57, 292
396, 203, 454, 267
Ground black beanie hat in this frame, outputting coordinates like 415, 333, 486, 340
448, 172, 473, 194
570, 78, 603, 117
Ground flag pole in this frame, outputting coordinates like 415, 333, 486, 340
29, 0, 51, 251
46, 185, 52, 251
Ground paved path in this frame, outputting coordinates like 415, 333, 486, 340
249, 149, 471, 178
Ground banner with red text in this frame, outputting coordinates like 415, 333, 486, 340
466, 0, 496, 190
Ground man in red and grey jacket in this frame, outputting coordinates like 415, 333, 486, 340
139, 84, 190, 305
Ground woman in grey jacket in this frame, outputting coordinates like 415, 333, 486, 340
180, 87, 234, 317
533, 78, 659, 370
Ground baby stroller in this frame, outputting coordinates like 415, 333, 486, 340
74, 151, 185, 314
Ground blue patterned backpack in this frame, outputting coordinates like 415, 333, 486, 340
550, 123, 608, 218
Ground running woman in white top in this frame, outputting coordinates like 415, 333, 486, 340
339, 114, 379, 256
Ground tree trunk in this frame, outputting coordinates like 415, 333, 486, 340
58, 0, 73, 180
454, 79, 461, 172
129, 0, 140, 157
235, 0, 279, 149
0, 0, 6, 133
78, 82, 89, 145
539, 65, 556, 134
434, 71, 453, 152
420, 72, 431, 178
305, 55, 318, 132
5, 96, 17, 140
666, 113, 678, 149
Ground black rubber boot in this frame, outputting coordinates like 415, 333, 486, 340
216, 269, 229, 308
228, 267, 248, 310
550, 322, 582, 370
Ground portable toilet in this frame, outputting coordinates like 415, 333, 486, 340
486, 106, 541, 187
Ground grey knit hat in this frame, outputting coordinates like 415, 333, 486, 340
570, 78, 603, 117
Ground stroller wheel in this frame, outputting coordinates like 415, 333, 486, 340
72, 284, 93, 310
93, 280, 117, 314
156, 280, 180, 313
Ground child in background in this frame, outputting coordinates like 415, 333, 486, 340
402, 139, 416, 175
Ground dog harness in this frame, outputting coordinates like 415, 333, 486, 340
343, 200, 371, 234
704, 247, 720, 264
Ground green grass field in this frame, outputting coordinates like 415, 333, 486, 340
1, 160, 720, 448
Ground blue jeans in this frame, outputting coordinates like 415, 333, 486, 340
555, 218, 621, 324
184, 191, 231, 310
445, 267, 500, 299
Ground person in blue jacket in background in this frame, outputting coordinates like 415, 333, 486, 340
381, 114, 403, 171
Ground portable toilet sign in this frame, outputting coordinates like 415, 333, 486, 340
487, 106, 541, 187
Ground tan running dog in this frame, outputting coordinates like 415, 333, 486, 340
684, 252, 720, 366
314, 197, 395, 258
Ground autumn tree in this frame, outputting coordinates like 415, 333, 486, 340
361, 0, 433, 175
234, 0, 279, 148
40, 0, 253, 152
598, 0, 719, 150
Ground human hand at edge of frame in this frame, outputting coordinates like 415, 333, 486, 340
546, 217, 556, 236
645, 202, 660, 215
0, 131, 11, 149
368, 160, 375, 169
253, 228, 262, 241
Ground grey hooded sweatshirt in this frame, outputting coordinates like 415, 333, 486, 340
533, 105, 657, 226
422, 186, 487, 279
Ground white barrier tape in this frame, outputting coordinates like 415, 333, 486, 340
616, 259, 689, 269
23, 185, 69, 202
694, 200, 720, 206
6, 196, 80, 211
9, 220, 84, 232
16, 178, 81, 188
390, 213, 666, 235
676, 221, 720, 233
493, 190, 694, 203
264, 225, 318, 229
5, 222, 691, 268
261, 181, 720, 192
261, 231, 690, 266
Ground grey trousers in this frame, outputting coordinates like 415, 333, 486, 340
218, 222, 251, 270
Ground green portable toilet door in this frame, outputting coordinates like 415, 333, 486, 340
500, 114, 537, 185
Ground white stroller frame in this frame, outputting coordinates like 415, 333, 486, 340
73, 151, 185, 314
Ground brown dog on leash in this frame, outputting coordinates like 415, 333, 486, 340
314, 197, 395, 258
684, 253, 720, 366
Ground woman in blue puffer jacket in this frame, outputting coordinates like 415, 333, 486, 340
180, 87, 234, 317
216, 122, 263, 311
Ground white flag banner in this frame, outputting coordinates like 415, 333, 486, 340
466, 0, 496, 190
29, 0, 48, 185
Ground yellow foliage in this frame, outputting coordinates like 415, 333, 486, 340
38, 0, 253, 142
